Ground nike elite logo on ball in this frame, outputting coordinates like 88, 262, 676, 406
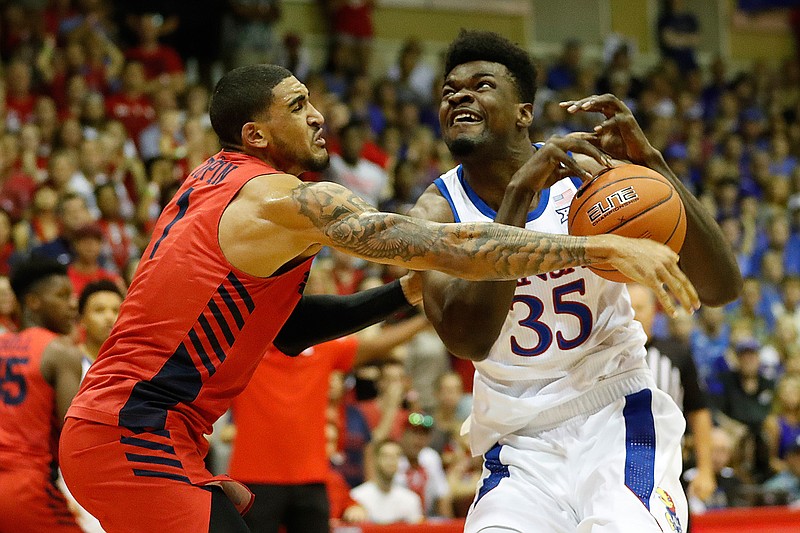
568, 163, 686, 283
587, 186, 640, 226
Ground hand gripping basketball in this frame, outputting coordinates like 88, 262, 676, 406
568, 164, 687, 283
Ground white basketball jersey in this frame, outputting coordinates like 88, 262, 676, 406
434, 163, 653, 455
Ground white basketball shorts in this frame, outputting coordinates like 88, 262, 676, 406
465, 387, 687, 533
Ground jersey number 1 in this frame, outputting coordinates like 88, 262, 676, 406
510, 279, 593, 357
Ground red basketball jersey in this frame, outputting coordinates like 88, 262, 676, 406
68, 151, 314, 446
0, 327, 61, 472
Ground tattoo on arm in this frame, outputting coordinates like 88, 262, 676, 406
292, 182, 591, 279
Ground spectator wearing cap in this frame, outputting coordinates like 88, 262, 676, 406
66, 222, 125, 297
714, 338, 775, 482
762, 434, 800, 504
350, 440, 423, 525
396, 412, 453, 518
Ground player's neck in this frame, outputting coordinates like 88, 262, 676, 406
376, 474, 394, 492
83, 340, 102, 362
459, 142, 537, 210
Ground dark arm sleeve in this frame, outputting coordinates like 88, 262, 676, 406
273, 280, 414, 356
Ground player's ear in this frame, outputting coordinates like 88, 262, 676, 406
242, 122, 269, 149
516, 103, 533, 129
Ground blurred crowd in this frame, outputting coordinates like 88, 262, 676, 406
1, 0, 800, 526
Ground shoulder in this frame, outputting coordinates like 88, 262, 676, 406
419, 446, 444, 468
225, 172, 307, 225
40, 336, 83, 382
397, 485, 423, 505
350, 482, 375, 497
408, 183, 454, 223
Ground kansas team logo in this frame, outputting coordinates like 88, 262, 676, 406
656, 487, 682, 532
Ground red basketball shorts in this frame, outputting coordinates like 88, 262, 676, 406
0, 466, 82, 533
60, 417, 253, 533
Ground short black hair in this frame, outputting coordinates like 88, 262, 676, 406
79, 279, 124, 315
209, 64, 293, 149
10, 256, 68, 303
444, 30, 537, 104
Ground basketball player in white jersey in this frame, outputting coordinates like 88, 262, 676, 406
409, 30, 742, 532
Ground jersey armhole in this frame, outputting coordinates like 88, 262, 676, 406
433, 178, 461, 223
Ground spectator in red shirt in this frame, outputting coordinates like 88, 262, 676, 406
94, 182, 139, 273
0, 136, 37, 222
125, 13, 185, 95
359, 360, 412, 442
0, 208, 21, 276
13, 186, 62, 255
105, 61, 156, 142
67, 223, 125, 298
4, 59, 36, 133
325, 421, 367, 525
323, 0, 374, 75
32, 96, 60, 157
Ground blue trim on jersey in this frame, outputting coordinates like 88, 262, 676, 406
475, 443, 510, 504
623, 389, 656, 510
434, 177, 461, 223
570, 176, 583, 190
456, 165, 551, 223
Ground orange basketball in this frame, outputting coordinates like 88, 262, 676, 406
567, 163, 686, 283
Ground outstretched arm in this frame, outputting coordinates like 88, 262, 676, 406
273, 273, 420, 355
224, 173, 699, 317
562, 94, 742, 306
291, 181, 697, 314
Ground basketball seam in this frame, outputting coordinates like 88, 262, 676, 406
664, 194, 684, 248
604, 187, 674, 234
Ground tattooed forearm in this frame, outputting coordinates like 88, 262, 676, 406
292, 181, 595, 280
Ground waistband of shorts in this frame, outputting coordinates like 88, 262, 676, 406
518, 368, 655, 435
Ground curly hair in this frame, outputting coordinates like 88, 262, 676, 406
444, 30, 537, 104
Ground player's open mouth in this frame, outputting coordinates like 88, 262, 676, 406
450, 109, 483, 127
313, 130, 326, 147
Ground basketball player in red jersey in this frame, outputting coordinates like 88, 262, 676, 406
0, 257, 84, 533
60, 64, 700, 532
